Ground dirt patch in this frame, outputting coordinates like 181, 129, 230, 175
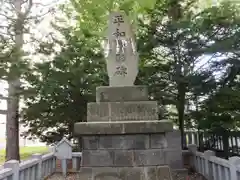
187, 172, 207, 180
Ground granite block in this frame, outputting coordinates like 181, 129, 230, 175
78, 166, 173, 180
150, 134, 167, 149
98, 135, 149, 150
114, 150, 134, 166
83, 136, 99, 150
110, 101, 158, 121
134, 149, 165, 166
123, 120, 173, 135
82, 150, 114, 167
74, 120, 173, 135
156, 165, 172, 180
164, 149, 183, 169
143, 166, 157, 180
87, 101, 158, 121
122, 167, 142, 180
96, 86, 148, 102
87, 103, 110, 121
165, 130, 181, 149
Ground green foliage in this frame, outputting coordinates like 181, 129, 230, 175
21, 26, 108, 144
135, 0, 240, 141
67, 0, 157, 38
20, 0, 240, 145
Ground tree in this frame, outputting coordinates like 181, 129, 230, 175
21, 0, 240, 147
0, 0, 57, 161
21, 24, 108, 144
20, 0, 158, 144
0, 0, 33, 161
136, 0, 240, 147
189, 1, 240, 132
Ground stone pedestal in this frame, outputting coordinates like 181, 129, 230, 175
74, 86, 187, 180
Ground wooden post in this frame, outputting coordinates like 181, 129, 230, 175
4, 160, 19, 180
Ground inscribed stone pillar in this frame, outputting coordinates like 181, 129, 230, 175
105, 12, 138, 87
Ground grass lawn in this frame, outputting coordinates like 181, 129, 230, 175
0, 146, 49, 164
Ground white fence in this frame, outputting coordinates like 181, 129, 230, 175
3, 143, 240, 180
0, 152, 82, 180
188, 144, 240, 180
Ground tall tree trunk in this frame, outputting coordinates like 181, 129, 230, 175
6, 80, 20, 161
177, 83, 186, 149
168, 0, 186, 149
6, 0, 24, 161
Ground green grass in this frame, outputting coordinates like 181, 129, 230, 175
0, 146, 49, 164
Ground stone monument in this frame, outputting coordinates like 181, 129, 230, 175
74, 11, 187, 180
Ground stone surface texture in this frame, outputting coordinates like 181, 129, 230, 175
87, 101, 158, 121
80, 132, 182, 169
74, 85, 185, 180
96, 86, 148, 102
74, 120, 173, 135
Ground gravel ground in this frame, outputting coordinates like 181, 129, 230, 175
187, 172, 207, 180
46, 172, 207, 180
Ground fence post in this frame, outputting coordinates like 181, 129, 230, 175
229, 156, 240, 180
61, 159, 67, 177
222, 131, 229, 159
204, 150, 215, 179
72, 156, 77, 171
4, 160, 19, 180
199, 132, 204, 151
32, 153, 43, 180
188, 144, 197, 171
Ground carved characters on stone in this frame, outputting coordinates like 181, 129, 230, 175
115, 53, 125, 63
105, 12, 139, 87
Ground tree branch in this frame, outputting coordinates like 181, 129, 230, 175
23, 0, 33, 17
0, 12, 15, 20
26, 9, 53, 20
0, 109, 7, 115
0, 95, 8, 100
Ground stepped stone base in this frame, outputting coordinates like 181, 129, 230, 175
78, 166, 172, 180
78, 167, 188, 180
75, 121, 183, 170
78, 130, 183, 170
74, 85, 186, 180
